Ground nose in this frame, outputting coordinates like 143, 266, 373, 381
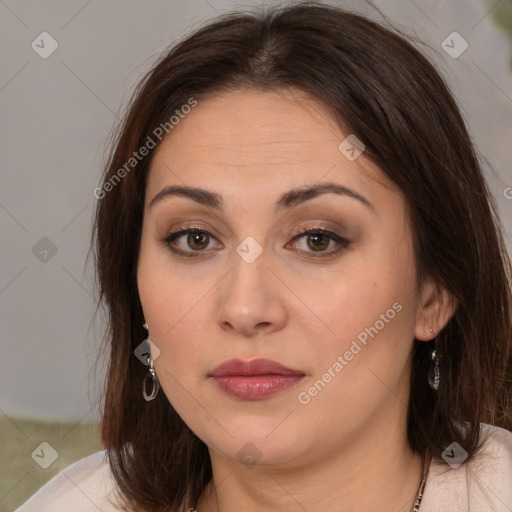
216, 244, 288, 338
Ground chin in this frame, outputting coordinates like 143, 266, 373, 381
201, 421, 308, 467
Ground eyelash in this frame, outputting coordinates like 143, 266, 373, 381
161, 225, 350, 260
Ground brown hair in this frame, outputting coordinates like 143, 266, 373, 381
92, 3, 512, 511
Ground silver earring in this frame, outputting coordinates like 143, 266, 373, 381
428, 348, 440, 391
142, 322, 160, 401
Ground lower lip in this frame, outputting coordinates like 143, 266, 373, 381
212, 374, 304, 399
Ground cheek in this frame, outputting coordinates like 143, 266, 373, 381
304, 258, 415, 349
294, 291, 416, 434
137, 245, 188, 363
138, 279, 210, 374
137, 248, 218, 405
137, 235, 209, 334
304, 289, 413, 390
298, 251, 418, 402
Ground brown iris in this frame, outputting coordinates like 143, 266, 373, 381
306, 233, 330, 251
187, 231, 209, 250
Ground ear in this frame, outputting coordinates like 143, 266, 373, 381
414, 279, 458, 341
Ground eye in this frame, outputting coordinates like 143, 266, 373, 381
161, 226, 349, 259
287, 227, 349, 258
162, 228, 222, 257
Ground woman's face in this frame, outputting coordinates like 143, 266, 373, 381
137, 88, 438, 467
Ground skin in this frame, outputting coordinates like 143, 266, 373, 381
136, 88, 456, 512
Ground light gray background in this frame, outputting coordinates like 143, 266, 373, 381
1, 0, 511, 423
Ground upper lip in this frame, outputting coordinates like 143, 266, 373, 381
210, 358, 305, 377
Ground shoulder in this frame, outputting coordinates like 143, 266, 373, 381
14, 450, 125, 512
421, 424, 512, 511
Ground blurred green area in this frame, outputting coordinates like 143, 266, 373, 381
486, 0, 512, 67
489, 0, 512, 32
0, 416, 102, 512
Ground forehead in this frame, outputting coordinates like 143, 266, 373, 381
146, 88, 398, 209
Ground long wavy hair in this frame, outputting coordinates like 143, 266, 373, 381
92, 3, 512, 511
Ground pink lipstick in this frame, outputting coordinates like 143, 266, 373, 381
210, 358, 305, 399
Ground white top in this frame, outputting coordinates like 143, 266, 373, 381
15, 423, 512, 511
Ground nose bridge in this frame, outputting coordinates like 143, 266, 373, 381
216, 236, 287, 335
232, 236, 268, 289
229, 236, 271, 309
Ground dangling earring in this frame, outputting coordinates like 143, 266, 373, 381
428, 328, 440, 391
142, 322, 160, 401
428, 349, 440, 391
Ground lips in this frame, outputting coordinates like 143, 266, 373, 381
210, 358, 305, 399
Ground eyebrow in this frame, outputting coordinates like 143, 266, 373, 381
149, 182, 373, 212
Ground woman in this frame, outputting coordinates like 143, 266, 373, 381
16, 2, 512, 511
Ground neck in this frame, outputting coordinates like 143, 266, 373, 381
195, 415, 424, 512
